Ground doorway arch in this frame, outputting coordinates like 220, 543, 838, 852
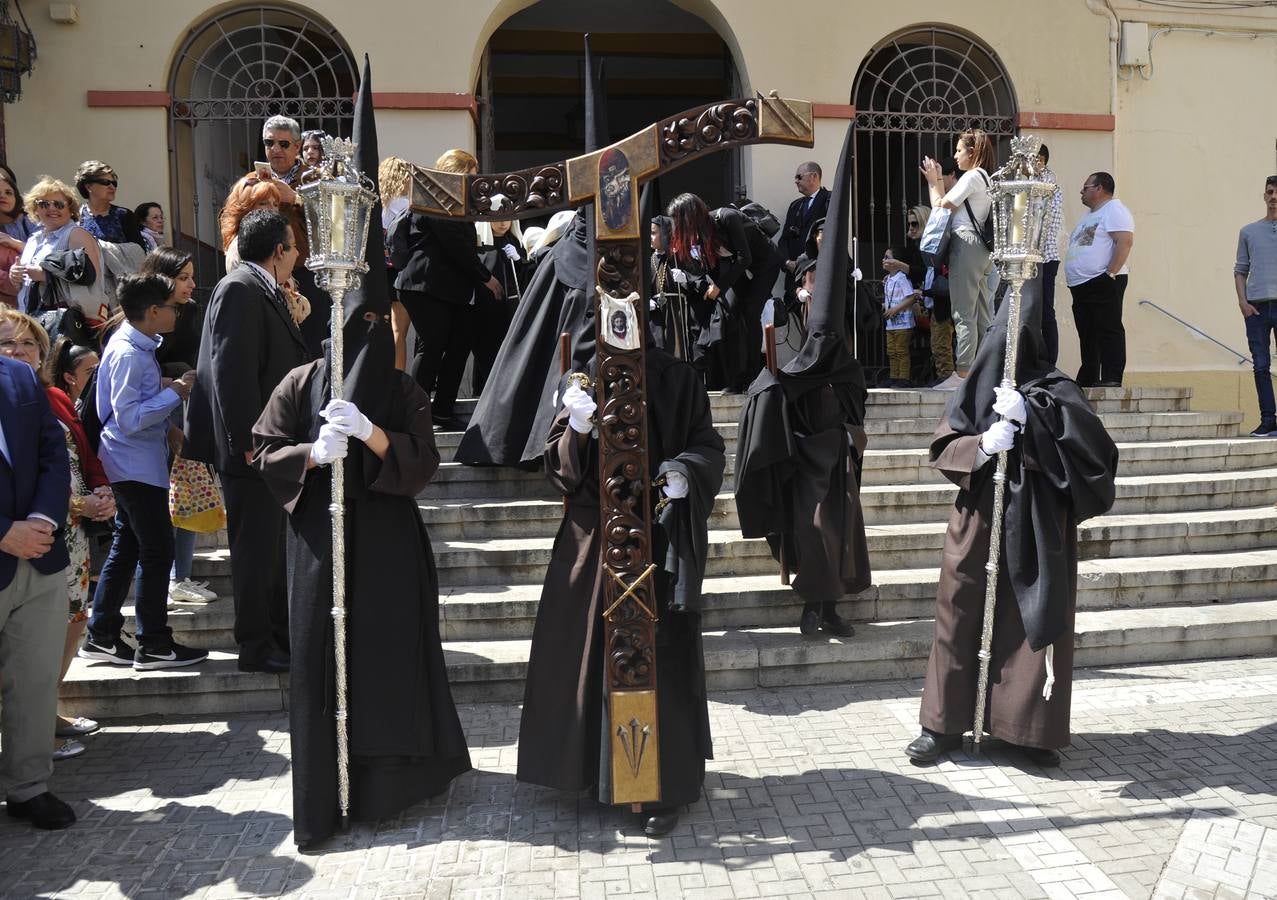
167, 4, 358, 290
478, 0, 744, 211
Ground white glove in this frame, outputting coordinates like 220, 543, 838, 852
670, 268, 689, 285
797, 288, 812, 303
980, 420, 1018, 455
562, 382, 597, 434
661, 469, 689, 500
649, 298, 658, 311
489, 194, 508, 212
501, 243, 520, 261
992, 386, 1027, 426
851, 267, 863, 282
320, 398, 373, 441
309, 424, 349, 466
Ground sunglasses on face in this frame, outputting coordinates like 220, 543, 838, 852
263, 139, 293, 150
91, 179, 118, 188
906, 221, 920, 228
36, 199, 69, 210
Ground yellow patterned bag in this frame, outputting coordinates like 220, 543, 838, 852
169, 454, 227, 533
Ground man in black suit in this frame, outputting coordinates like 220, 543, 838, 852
779, 162, 831, 297
0, 355, 75, 830
185, 210, 311, 672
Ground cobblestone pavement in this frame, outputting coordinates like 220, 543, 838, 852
2, 656, 1275, 899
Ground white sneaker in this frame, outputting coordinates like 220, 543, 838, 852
184, 579, 219, 601
168, 579, 214, 605
933, 372, 965, 392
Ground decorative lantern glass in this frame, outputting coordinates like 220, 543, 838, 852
989, 135, 1057, 282
298, 136, 377, 294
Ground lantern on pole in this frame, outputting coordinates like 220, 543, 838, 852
970, 134, 1056, 752
296, 135, 377, 822
0, 1, 36, 104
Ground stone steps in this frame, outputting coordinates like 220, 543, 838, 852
419, 461, 1277, 540
136, 542, 1277, 646
426, 410, 1246, 500
59, 598, 1277, 717
60, 384, 1276, 722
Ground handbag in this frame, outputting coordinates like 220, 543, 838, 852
169, 454, 227, 533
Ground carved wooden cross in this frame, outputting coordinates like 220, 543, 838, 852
407, 94, 814, 806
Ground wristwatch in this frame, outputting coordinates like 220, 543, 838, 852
1105, 271, 1117, 280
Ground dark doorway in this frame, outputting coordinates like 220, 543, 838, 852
480, 0, 742, 213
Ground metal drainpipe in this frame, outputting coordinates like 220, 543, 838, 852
1085, 0, 1121, 175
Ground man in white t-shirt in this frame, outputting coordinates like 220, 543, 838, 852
1064, 171, 1134, 387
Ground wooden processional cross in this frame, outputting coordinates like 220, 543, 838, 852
407, 94, 814, 806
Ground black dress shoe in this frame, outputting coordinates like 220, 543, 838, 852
238, 652, 290, 673
432, 415, 465, 432
643, 808, 680, 837
905, 729, 963, 764
799, 608, 820, 636
1010, 744, 1061, 767
6, 792, 75, 830
820, 611, 855, 638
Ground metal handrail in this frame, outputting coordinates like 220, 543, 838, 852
1138, 299, 1253, 368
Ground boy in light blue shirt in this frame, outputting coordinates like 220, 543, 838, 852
82, 274, 208, 671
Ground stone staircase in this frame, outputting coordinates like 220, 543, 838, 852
60, 386, 1277, 719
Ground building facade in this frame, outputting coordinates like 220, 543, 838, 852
7, 0, 1276, 413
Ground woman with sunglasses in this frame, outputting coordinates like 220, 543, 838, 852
73, 161, 145, 251
10, 177, 104, 316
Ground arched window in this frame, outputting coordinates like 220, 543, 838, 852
850, 26, 1016, 382
167, 5, 358, 289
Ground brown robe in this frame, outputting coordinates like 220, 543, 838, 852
919, 423, 1076, 749
253, 361, 470, 847
517, 352, 723, 807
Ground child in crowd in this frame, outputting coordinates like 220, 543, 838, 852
80, 274, 208, 671
881, 248, 919, 387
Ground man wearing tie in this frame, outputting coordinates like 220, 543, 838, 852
779, 162, 831, 296
185, 209, 312, 673
0, 353, 75, 830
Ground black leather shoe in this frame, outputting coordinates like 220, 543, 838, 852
238, 652, 290, 673
905, 729, 963, 764
799, 608, 820, 636
1011, 744, 1061, 767
7, 792, 76, 830
643, 808, 680, 837
820, 611, 855, 638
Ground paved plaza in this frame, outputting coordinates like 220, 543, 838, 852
2, 656, 1275, 899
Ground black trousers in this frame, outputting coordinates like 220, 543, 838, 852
89, 480, 174, 649
1040, 260, 1060, 366
293, 267, 330, 360
400, 290, 474, 418
221, 472, 289, 663
1069, 273, 1127, 386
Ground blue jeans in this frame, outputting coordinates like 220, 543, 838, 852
90, 481, 174, 650
1245, 300, 1277, 423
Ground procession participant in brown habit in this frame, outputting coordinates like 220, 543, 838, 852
734, 120, 871, 638
905, 257, 1118, 767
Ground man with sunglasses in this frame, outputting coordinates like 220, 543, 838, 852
258, 116, 327, 356
778, 162, 830, 297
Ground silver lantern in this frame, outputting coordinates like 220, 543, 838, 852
297, 135, 377, 825
970, 134, 1057, 753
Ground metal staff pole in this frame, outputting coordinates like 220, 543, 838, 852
297, 137, 378, 821
968, 136, 1056, 753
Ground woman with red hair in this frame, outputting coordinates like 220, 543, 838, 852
219, 174, 308, 327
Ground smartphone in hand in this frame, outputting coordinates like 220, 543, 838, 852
254, 161, 273, 180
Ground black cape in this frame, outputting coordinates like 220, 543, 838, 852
252, 361, 471, 847
734, 370, 872, 603
516, 348, 724, 806
940, 279, 1118, 651
454, 210, 596, 468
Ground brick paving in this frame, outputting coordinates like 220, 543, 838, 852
2, 656, 1275, 899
